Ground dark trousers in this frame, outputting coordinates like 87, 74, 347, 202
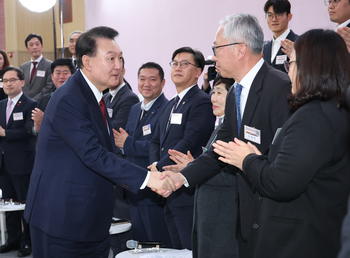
30, 225, 110, 258
0, 157, 31, 245
164, 204, 193, 250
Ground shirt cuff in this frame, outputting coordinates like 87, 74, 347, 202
140, 171, 151, 189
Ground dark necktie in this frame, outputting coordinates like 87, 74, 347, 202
235, 83, 243, 133
30, 62, 38, 84
73, 59, 77, 68
106, 93, 113, 108
138, 109, 148, 127
173, 95, 180, 112
99, 98, 107, 125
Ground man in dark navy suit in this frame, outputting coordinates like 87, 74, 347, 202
262, 0, 298, 73
149, 47, 216, 249
0, 67, 37, 257
114, 62, 171, 247
24, 26, 175, 258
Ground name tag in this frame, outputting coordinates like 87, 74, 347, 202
170, 113, 182, 125
244, 125, 261, 144
0, 82, 3, 88
142, 124, 151, 136
13, 112, 23, 121
107, 108, 113, 118
36, 70, 46, 77
275, 55, 287, 65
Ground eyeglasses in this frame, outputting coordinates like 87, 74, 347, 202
284, 60, 296, 73
212, 43, 243, 56
169, 60, 199, 69
324, 0, 340, 7
2, 78, 20, 84
265, 13, 286, 20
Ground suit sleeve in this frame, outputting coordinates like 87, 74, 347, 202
242, 108, 332, 202
123, 135, 152, 158
156, 99, 215, 170
149, 119, 161, 164
51, 96, 147, 192
6, 100, 37, 141
111, 95, 139, 131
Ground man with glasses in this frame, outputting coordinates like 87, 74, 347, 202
0, 67, 37, 257
326, 0, 350, 52
263, 0, 298, 72
159, 14, 291, 258
149, 47, 215, 250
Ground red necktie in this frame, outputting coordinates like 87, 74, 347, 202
99, 98, 107, 125
30, 62, 38, 84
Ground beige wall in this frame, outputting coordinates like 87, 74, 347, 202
4, 0, 85, 67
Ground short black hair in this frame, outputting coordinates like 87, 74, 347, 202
171, 47, 205, 73
138, 62, 164, 81
25, 33, 43, 48
289, 29, 350, 110
2, 67, 25, 81
213, 76, 235, 92
121, 56, 125, 69
75, 26, 119, 69
264, 0, 291, 15
51, 58, 74, 75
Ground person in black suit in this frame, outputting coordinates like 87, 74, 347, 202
149, 47, 216, 249
68, 30, 83, 72
0, 67, 37, 257
214, 29, 350, 258
29, 58, 74, 136
113, 62, 171, 247
262, 0, 298, 73
159, 13, 291, 257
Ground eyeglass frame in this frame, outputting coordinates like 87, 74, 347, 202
212, 43, 244, 56
283, 60, 296, 73
2, 78, 21, 84
265, 12, 286, 21
324, 0, 340, 7
169, 60, 199, 69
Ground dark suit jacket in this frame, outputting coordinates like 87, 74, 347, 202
24, 71, 148, 242
124, 93, 168, 205
263, 30, 298, 73
0, 94, 37, 174
150, 85, 216, 206
103, 83, 139, 131
181, 61, 291, 241
242, 99, 350, 258
20, 57, 53, 101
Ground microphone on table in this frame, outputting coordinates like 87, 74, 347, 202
126, 240, 164, 249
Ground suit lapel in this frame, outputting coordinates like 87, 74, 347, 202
75, 72, 113, 151
6, 95, 26, 128
240, 62, 269, 137
109, 85, 128, 109
30, 57, 45, 86
264, 41, 273, 65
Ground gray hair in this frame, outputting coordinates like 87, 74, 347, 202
220, 13, 264, 55
68, 30, 83, 41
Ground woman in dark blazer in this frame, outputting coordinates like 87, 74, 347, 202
213, 29, 350, 258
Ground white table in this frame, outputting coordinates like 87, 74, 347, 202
116, 248, 192, 258
0, 204, 25, 245
109, 218, 132, 235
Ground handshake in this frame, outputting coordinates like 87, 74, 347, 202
145, 149, 195, 197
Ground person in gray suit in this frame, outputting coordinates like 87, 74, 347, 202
20, 34, 53, 101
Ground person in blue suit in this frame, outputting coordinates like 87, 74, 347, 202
149, 47, 216, 249
114, 62, 171, 247
23, 26, 175, 258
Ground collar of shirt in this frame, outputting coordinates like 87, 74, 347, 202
271, 28, 290, 62
7, 92, 23, 114
235, 58, 264, 116
334, 19, 350, 31
173, 84, 196, 109
109, 82, 126, 101
31, 55, 43, 71
80, 70, 103, 103
141, 92, 163, 111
